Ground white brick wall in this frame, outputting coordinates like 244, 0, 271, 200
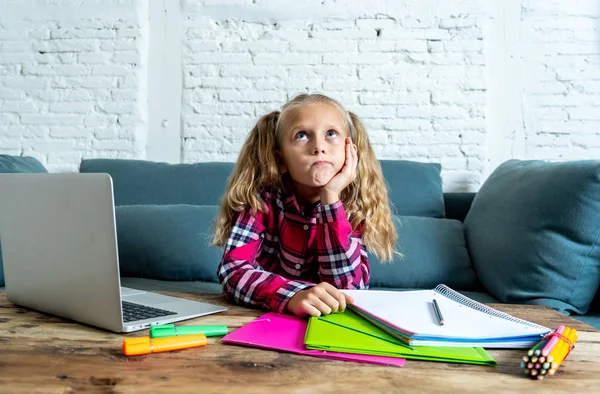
181, 0, 490, 191
0, 0, 598, 190
0, 0, 146, 172
521, 0, 600, 161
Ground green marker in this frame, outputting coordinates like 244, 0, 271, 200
149, 324, 228, 338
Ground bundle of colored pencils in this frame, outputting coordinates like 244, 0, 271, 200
520, 325, 578, 380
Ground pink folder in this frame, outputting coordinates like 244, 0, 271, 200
221, 312, 405, 367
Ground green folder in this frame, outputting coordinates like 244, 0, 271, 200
304, 309, 496, 366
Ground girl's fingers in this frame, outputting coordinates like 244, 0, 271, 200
302, 303, 323, 317
347, 139, 355, 173
344, 292, 354, 305
347, 138, 353, 165
341, 143, 352, 177
317, 283, 347, 313
311, 298, 333, 315
321, 286, 346, 313
311, 284, 340, 309
312, 283, 345, 314
348, 138, 357, 177
318, 290, 341, 313
335, 291, 347, 312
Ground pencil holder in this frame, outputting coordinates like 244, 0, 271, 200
520, 325, 578, 380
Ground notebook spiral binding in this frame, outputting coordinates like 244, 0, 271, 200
434, 284, 549, 331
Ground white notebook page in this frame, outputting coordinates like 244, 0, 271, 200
344, 289, 550, 340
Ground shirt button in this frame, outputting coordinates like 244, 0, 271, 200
295, 264, 301, 269
303, 225, 309, 230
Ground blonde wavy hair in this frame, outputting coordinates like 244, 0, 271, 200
213, 93, 398, 263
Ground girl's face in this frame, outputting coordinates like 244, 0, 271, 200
278, 103, 349, 198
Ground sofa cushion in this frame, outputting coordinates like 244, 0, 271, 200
115, 204, 223, 282
573, 311, 600, 331
380, 160, 445, 217
120, 277, 222, 294
369, 215, 478, 291
464, 159, 600, 315
0, 155, 48, 287
80, 159, 234, 206
0, 155, 48, 173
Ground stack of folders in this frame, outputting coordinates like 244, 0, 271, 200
304, 308, 495, 365
223, 285, 550, 367
220, 310, 407, 367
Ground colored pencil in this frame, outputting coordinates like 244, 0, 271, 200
541, 325, 565, 357
549, 328, 578, 374
521, 325, 579, 380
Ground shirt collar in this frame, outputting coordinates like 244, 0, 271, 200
281, 174, 322, 217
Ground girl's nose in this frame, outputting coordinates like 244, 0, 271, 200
312, 141, 326, 154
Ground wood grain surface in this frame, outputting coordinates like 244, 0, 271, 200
1, 291, 599, 394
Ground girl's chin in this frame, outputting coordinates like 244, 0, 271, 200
294, 176, 332, 189
311, 167, 336, 185
292, 168, 338, 188
311, 174, 334, 186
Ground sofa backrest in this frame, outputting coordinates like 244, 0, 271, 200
80, 159, 234, 206
80, 158, 448, 216
379, 160, 444, 218
80, 158, 476, 221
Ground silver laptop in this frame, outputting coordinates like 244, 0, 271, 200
0, 172, 227, 333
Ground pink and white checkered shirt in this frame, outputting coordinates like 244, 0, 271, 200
217, 178, 369, 313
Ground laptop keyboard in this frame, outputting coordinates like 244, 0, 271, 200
122, 300, 177, 323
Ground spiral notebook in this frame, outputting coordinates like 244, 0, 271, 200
344, 285, 552, 348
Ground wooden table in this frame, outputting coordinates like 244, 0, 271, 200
1, 291, 599, 394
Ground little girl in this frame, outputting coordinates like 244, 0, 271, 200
213, 93, 397, 317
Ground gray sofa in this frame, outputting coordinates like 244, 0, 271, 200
1, 155, 599, 329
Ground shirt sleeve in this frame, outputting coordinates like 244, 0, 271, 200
315, 200, 370, 289
216, 207, 310, 313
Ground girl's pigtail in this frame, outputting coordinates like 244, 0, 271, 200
254, 111, 281, 189
213, 111, 280, 247
346, 111, 399, 263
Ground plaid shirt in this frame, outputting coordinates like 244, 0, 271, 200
217, 179, 369, 313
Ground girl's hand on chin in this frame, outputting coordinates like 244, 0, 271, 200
320, 137, 357, 205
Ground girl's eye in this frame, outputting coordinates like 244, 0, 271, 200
326, 130, 338, 138
294, 132, 308, 141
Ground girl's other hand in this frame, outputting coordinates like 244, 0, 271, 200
285, 282, 355, 317
320, 137, 358, 205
